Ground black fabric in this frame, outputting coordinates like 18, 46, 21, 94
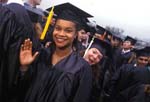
131, 67, 150, 102
107, 64, 145, 102
124, 36, 136, 45
113, 48, 134, 70
0, 3, 40, 102
23, 47, 92, 102
47, 2, 93, 25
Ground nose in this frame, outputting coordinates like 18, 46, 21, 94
57, 30, 65, 36
93, 54, 98, 60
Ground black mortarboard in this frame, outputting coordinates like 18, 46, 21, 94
112, 34, 123, 41
124, 36, 137, 45
78, 18, 91, 32
46, 2, 93, 24
90, 38, 111, 56
96, 25, 106, 34
24, 3, 44, 22
133, 46, 149, 57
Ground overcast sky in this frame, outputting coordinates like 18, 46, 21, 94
39, 0, 150, 40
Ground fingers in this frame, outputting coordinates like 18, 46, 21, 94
21, 38, 32, 51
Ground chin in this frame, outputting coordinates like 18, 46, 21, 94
55, 44, 70, 50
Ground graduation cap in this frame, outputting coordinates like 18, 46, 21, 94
96, 25, 106, 34
78, 18, 91, 32
90, 38, 110, 56
46, 2, 93, 25
84, 35, 112, 58
124, 36, 137, 45
24, 3, 44, 22
112, 34, 123, 41
133, 46, 149, 57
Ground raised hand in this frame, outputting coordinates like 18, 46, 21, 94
20, 39, 39, 67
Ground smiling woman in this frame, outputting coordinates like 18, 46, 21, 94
19, 2, 93, 102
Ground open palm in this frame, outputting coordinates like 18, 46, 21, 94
20, 39, 39, 66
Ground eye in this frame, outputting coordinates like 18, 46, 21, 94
93, 50, 97, 54
65, 29, 73, 33
54, 26, 61, 31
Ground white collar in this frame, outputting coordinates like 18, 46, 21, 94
7, 0, 24, 6
134, 63, 137, 67
122, 49, 131, 54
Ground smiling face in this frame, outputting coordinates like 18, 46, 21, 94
53, 19, 77, 49
137, 56, 149, 67
77, 29, 88, 42
84, 48, 103, 65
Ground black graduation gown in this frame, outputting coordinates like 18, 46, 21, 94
114, 48, 134, 69
24, 48, 92, 102
0, 3, 39, 102
107, 64, 144, 102
134, 67, 150, 102
76, 40, 86, 52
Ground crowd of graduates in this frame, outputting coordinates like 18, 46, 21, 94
0, 0, 150, 102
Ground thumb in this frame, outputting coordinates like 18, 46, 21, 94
32, 52, 39, 60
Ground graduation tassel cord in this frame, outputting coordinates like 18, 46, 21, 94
83, 36, 95, 57
40, 6, 54, 40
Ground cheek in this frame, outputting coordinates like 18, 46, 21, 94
96, 58, 100, 63
70, 34, 76, 42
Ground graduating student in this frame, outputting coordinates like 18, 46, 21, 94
133, 46, 150, 102
19, 3, 92, 102
76, 18, 92, 50
105, 46, 150, 102
0, 0, 39, 102
46, 2, 93, 51
82, 37, 111, 102
114, 36, 137, 70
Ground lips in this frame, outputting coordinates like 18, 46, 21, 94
88, 57, 95, 65
55, 36, 67, 43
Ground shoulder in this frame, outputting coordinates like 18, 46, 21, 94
0, 5, 16, 20
58, 52, 92, 74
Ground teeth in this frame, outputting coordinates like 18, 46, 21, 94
55, 37, 66, 42
57, 38, 65, 42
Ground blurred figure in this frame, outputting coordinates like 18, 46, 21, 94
113, 36, 137, 70
77, 28, 89, 48
0, 0, 39, 102
0, 0, 8, 5
25, 0, 42, 7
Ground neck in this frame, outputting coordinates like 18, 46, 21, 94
54, 47, 72, 58
123, 48, 130, 51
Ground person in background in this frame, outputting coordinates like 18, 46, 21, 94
77, 25, 90, 49
81, 37, 111, 102
0, 0, 39, 102
114, 36, 137, 70
25, 0, 42, 7
0, 0, 8, 5
133, 46, 150, 102
105, 46, 150, 102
